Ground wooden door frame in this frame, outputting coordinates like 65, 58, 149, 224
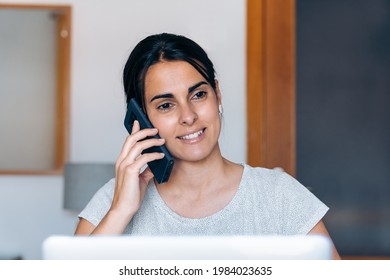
247, 0, 296, 175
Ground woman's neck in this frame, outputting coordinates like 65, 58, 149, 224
175, 159, 225, 189
157, 145, 234, 194
154, 146, 244, 218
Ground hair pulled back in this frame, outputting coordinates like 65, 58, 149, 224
123, 33, 216, 110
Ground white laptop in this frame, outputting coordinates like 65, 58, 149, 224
42, 235, 332, 260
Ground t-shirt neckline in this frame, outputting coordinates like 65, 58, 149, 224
148, 163, 248, 222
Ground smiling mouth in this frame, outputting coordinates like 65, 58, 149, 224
177, 129, 205, 140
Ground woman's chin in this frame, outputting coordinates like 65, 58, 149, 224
171, 147, 219, 164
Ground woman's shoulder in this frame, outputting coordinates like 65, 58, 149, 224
242, 164, 287, 182
241, 164, 304, 193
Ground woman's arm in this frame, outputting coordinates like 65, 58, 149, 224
75, 218, 95, 235
74, 209, 134, 235
308, 220, 341, 260
74, 120, 165, 235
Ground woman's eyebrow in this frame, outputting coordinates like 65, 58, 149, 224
150, 93, 174, 102
149, 81, 208, 103
188, 81, 207, 93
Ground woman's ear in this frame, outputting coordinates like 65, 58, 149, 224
215, 79, 222, 106
215, 80, 223, 116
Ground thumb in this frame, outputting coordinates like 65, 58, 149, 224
140, 167, 154, 186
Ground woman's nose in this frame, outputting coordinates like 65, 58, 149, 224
179, 104, 198, 126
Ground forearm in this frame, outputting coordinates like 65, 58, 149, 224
75, 208, 135, 235
92, 208, 134, 234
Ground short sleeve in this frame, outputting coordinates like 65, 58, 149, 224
278, 172, 329, 235
78, 178, 115, 226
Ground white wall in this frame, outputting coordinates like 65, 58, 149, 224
0, 10, 57, 170
0, 0, 246, 259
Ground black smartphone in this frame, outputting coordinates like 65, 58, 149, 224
124, 98, 174, 184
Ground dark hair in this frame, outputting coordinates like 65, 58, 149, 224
123, 33, 216, 109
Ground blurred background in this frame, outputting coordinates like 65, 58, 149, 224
297, 0, 390, 257
0, 0, 389, 259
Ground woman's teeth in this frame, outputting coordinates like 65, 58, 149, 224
179, 129, 204, 140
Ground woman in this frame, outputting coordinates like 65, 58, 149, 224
75, 33, 340, 259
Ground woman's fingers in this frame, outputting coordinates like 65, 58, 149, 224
140, 166, 154, 185
116, 137, 165, 175
126, 138, 165, 162
115, 120, 166, 198
111, 119, 167, 216
121, 152, 165, 180
116, 121, 160, 171
112, 152, 164, 213
119, 129, 158, 158
131, 119, 140, 134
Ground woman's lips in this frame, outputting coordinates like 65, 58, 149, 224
177, 128, 206, 140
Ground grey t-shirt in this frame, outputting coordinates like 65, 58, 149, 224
79, 164, 328, 235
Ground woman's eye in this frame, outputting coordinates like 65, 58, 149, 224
157, 102, 172, 111
193, 91, 207, 99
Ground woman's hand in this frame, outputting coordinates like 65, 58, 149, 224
112, 120, 165, 218
75, 120, 165, 235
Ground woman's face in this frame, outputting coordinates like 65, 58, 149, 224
144, 60, 221, 162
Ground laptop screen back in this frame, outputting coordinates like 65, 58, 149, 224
42, 235, 332, 260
